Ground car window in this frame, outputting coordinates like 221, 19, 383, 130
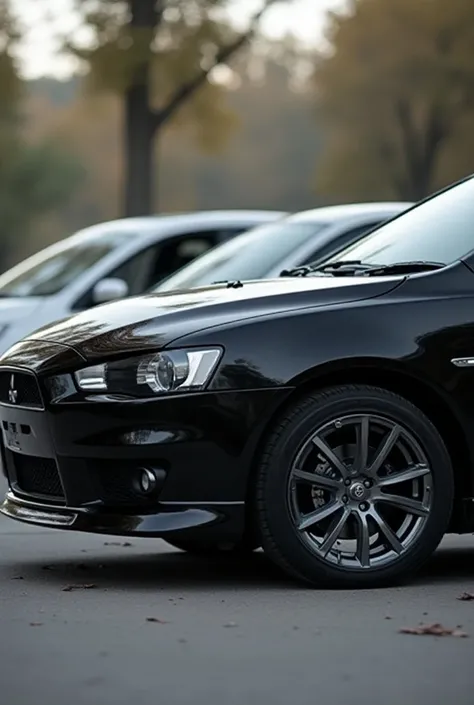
331, 177, 474, 267
301, 221, 383, 266
72, 230, 226, 310
155, 221, 328, 292
0, 231, 132, 297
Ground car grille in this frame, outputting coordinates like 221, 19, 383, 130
0, 369, 43, 409
13, 453, 65, 500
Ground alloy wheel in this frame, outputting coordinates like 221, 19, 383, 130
287, 413, 433, 570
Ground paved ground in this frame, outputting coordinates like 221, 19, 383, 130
1, 475, 474, 705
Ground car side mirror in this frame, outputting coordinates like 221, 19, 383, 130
92, 277, 129, 305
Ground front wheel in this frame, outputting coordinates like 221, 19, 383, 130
256, 385, 454, 588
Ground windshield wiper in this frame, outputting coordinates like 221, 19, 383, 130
280, 260, 368, 277
280, 260, 445, 278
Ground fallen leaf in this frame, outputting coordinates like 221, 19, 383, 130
458, 592, 474, 601
12, 576, 24, 580
103, 541, 132, 547
29, 622, 43, 627
146, 617, 169, 624
178, 638, 187, 644
62, 584, 97, 592
399, 623, 468, 637
223, 622, 238, 628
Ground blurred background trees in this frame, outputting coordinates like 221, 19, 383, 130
314, 0, 474, 202
0, 0, 82, 267
1, 0, 474, 268
67, 0, 283, 216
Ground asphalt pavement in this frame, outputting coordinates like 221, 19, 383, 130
1, 474, 473, 705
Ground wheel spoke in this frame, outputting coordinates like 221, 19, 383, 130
292, 467, 341, 491
354, 511, 371, 568
373, 492, 429, 517
353, 416, 370, 473
377, 464, 430, 488
371, 508, 403, 554
367, 425, 400, 477
319, 507, 351, 556
311, 435, 348, 478
297, 501, 340, 532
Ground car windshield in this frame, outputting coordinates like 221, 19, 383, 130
0, 230, 133, 297
329, 176, 474, 267
154, 220, 327, 292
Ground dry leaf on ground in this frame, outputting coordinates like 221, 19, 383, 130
399, 623, 468, 637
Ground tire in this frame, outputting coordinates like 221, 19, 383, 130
165, 537, 257, 557
256, 384, 454, 588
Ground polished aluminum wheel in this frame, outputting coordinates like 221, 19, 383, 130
287, 414, 433, 570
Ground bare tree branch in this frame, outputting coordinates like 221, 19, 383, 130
153, 0, 280, 129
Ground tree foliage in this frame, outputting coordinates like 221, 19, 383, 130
65, 0, 285, 215
21, 45, 319, 259
313, 0, 474, 202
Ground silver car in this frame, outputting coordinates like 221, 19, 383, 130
154, 203, 412, 293
0, 210, 285, 355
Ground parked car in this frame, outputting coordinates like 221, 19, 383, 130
3, 175, 474, 589
153, 202, 411, 293
0, 210, 285, 355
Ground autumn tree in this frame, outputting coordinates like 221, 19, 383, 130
66, 0, 287, 217
313, 0, 474, 202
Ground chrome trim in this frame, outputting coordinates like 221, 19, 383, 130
451, 357, 474, 368
1, 492, 77, 526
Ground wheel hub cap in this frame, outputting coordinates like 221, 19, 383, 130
348, 481, 368, 501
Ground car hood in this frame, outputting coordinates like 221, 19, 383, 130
0, 297, 43, 324
27, 275, 404, 362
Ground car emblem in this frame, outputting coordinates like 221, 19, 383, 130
8, 373, 18, 404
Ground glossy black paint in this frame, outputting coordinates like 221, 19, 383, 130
2, 256, 474, 538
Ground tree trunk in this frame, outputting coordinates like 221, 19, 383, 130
124, 84, 155, 216
123, 0, 160, 217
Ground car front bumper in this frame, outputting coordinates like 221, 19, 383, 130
0, 362, 289, 539
0, 489, 244, 537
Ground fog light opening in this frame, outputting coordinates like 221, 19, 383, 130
137, 468, 158, 495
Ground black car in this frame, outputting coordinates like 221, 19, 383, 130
1, 175, 474, 588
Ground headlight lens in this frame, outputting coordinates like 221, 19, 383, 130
74, 348, 222, 396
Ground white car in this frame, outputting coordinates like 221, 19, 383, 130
0, 210, 285, 355
154, 202, 413, 293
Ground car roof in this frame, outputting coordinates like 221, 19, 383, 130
73, 210, 288, 238
289, 202, 413, 224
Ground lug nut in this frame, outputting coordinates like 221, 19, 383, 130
363, 480, 372, 488
359, 502, 369, 511
344, 479, 351, 486
342, 495, 348, 504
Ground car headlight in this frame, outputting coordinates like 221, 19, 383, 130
74, 348, 222, 396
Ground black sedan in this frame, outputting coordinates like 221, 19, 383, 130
1, 175, 474, 588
